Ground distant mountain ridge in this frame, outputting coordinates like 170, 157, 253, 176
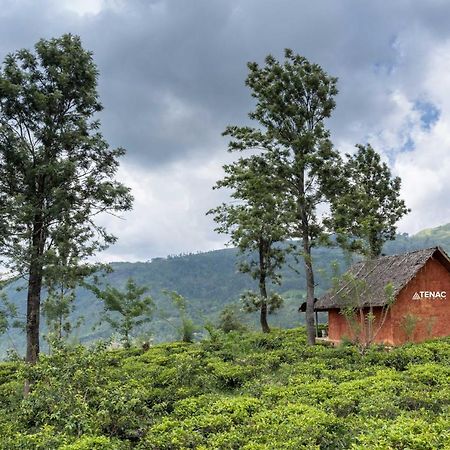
414, 223, 450, 240
1, 223, 449, 357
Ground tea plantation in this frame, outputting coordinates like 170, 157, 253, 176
0, 328, 449, 449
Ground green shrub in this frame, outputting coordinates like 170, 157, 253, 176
0, 425, 69, 450
207, 358, 255, 389
20, 344, 152, 438
325, 368, 402, 418
60, 435, 129, 450
383, 345, 436, 370
352, 415, 450, 449
0, 328, 449, 448
242, 403, 350, 449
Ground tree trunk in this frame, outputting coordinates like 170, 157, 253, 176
26, 264, 43, 364
296, 166, 316, 345
58, 314, 62, 341
258, 242, 270, 333
303, 234, 316, 345
25, 216, 45, 365
124, 328, 130, 348
259, 280, 270, 333
24, 250, 44, 396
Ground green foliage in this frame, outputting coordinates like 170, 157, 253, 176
42, 290, 84, 347
20, 343, 153, 442
220, 48, 343, 343
60, 436, 129, 450
209, 150, 289, 332
0, 34, 133, 272
94, 278, 154, 348
162, 290, 199, 343
0, 291, 21, 336
352, 415, 450, 450
217, 304, 247, 333
241, 290, 283, 314
401, 313, 420, 342
327, 143, 409, 258
1, 223, 449, 357
0, 328, 449, 448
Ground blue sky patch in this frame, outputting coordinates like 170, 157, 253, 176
401, 135, 415, 152
414, 100, 440, 130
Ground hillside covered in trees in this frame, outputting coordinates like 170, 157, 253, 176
1, 224, 449, 357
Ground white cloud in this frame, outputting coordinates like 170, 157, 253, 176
53, 0, 105, 15
100, 25, 450, 258
96, 151, 235, 262
49, 0, 126, 16
329, 30, 450, 236
383, 40, 450, 233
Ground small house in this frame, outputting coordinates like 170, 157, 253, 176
314, 247, 450, 346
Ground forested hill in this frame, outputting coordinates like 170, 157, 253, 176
2, 224, 449, 357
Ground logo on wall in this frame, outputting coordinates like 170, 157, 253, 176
412, 291, 447, 300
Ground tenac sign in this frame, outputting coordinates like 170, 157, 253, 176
412, 291, 447, 300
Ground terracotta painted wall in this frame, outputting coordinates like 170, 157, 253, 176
328, 310, 346, 343
328, 307, 394, 345
390, 257, 450, 345
327, 256, 450, 346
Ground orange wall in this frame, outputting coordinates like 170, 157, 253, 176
328, 307, 394, 345
327, 257, 450, 346
390, 257, 450, 345
328, 310, 346, 343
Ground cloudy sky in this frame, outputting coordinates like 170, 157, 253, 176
1, 0, 449, 261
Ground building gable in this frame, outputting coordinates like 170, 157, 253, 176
322, 247, 450, 345
390, 256, 450, 344
315, 247, 450, 311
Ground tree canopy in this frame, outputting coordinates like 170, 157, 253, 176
327, 143, 410, 258
94, 277, 154, 348
209, 152, 289, 332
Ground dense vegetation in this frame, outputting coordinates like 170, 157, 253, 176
2, 224, 449, 357
0, 327, 449, 449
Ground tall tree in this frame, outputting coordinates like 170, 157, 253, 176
0, 34, 133, 364
223, 49, 341, 344
327, 143, 410, 258
209, 153, 288, 333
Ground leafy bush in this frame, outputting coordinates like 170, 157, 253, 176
60, 436, 130, 450
20, 344, 153, 440
0, 328, 449, 448
352, 415, 450, 449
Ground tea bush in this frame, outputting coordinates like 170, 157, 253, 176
0, 329, 449, 448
